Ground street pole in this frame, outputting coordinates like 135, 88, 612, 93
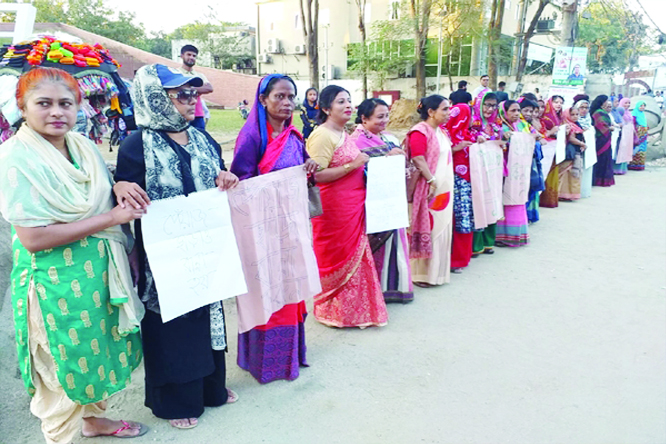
436, 18, 443, 95
324, 25, 330, 87
560, 0, 578, 47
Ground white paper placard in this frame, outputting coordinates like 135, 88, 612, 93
555, 125, 567, 164
141, 188, 247, 322
365, 155, 409, 234
583, 127, 597, 169
610, 126, 620, 160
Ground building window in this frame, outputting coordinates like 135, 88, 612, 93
389, 0, 400, 20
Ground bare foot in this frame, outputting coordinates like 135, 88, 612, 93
227, 388, 239, 404
81, 417, 144, 437
169, 418, 198, 429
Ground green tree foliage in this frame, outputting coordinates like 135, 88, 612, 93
172, 21, 253, 70
347, 0, 485, 92
577, 0, 654, 73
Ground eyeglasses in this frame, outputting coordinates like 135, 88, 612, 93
167, 89, 199, 104
483, 103, 498, 109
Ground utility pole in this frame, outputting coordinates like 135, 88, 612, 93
559, 0, 577, 47
512, 0, 528, 75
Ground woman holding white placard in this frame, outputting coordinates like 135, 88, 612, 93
114, 64, 239, 430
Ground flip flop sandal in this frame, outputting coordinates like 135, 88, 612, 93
484, 248, 495, 254
169, 418, 198, 430
227, 388, 239, 404
83, 420, 149, 438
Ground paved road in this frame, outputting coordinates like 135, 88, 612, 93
1, 167, 665, 444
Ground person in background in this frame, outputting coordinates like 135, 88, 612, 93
178, 44, 213, 130
350, 98, 412, 303
614, 97, 633, 175
590, 95, 615, 187
306, 85, 388, 328
406, 95, 454, 287
445, 99, 475, 273
517, 96, 545, 223
628, 100, 648, 171
495, 81, 509, 103
497, 100, 535, 247
535, 88, 543, 101
114, 64, 239, 430
472, 74, 490, 99
572, 94, 593, 198
470, 90, 503, 253
559, 105, 586, 201
300, 87, 318, 139
0, 67, 147, 442
538, 95, 564, 208
231, 74, 318, 383
450, 80, 472, 106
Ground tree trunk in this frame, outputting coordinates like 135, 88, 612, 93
516, 0, 550, 82
356, 0, 368, 98
410, 0, 433, 99
487, 0, 506, 91
300, 0, 319, 90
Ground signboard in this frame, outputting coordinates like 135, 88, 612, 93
552, 46, 588, 86
527, 43, 553, 64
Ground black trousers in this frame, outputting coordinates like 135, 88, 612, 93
145, 348, 228, 419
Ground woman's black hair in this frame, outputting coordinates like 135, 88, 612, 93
305, 87, 318, 98
355, 98, 389, 124
551, 95, 564, 103
520, 99, 538, 110
417, 95, 446, 120
482, 92, 498, 103
263, 75, 298, 97
502, 100, 518, 113
318, 85, 350, 123
521, 92, 538, 102
589, 94, 609, 115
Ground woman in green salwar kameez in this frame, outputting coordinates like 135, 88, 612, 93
0, 67, 148, 443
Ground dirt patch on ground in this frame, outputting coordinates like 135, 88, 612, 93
388, 99, 420, 130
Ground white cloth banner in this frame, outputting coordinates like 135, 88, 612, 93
583, 127, 597, 168
365, 155, 410, 234
469, 141, 505, 229
142, 188, 247, 322
503, 133, 535, 205
616, 122, 635, 164
541, 139, 557, 173
555, 126, 567, 164
227, 166, 322, 333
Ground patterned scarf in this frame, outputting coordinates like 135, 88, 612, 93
131, 64, 226, 350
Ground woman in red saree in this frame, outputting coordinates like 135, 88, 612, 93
306, 85, 388, 328
539, 95, 564, 208
444, 102, 475, 273
230, 74, 319, 383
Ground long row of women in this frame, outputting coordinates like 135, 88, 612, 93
0, 66, 648, 443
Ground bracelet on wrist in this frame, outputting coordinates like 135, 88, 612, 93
427, 177, 436, 184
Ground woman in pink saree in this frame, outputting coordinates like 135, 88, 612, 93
350, 98, 413, 303
306, 85, 388, 328
230, 74, 318, 383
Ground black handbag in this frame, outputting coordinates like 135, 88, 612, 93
308, 173, 323, 218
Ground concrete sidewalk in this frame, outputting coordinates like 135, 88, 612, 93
1, 167, 665, 444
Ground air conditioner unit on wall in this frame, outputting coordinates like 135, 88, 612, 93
258, 54, 273, 64
293, 44, 306, 55
266, 38, 281, 54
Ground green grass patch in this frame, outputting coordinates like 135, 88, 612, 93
207, 109, 246, 135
